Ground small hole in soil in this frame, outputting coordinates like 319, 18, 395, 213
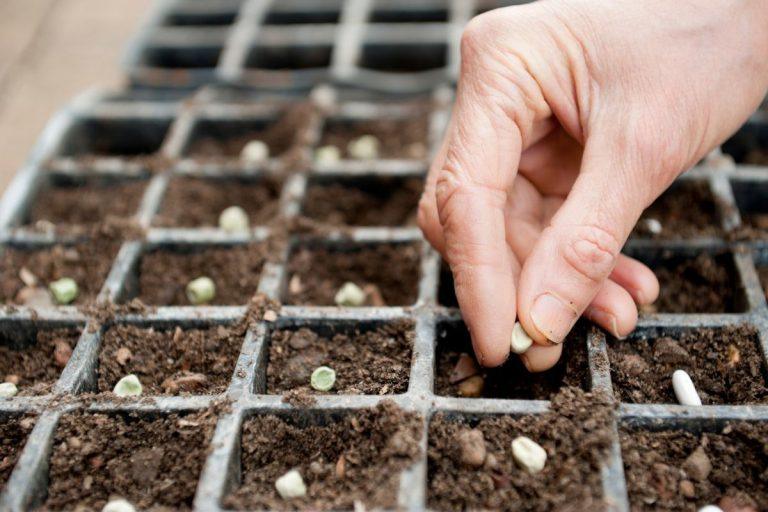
223, 402, 422, 510
163, 11, 238, 27
263, 9, 340, 24
265, 320, 413, 395
731, 179, 768, 237
0, 414, 35, 490
434, 320, 590, 399
370, 7, 448, 23
129, 243, 267, 306
359, 43, 447, 72
721, 119, 768, 165
284, 242, 421, 306
154, 176, 281, 227
43, 410, 216, 510
246, 45, 332, 70
142, 45, 222, 69
302, 176, 422, 227
620, 423, 768, 511
608, 325, 768, 405
631, 180, 722, 239
319, 116, 429, 159
58, 118, 170, 157
438, 262, 458, 307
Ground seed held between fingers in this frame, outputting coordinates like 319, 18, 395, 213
672, 369, 702, 406
275, 469, 307, 499
49, 278, 79, 305
510, 322, 533, 354
113, 374, 142, 397
511, 436, 547, 474
186, 276, 216, 305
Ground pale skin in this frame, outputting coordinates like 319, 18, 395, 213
418, 0, 768, 371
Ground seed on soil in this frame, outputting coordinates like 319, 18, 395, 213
699, 507, 724, 512
315, 145, 341, 165
511, 436, 547, 474
240, 140, 270, 163
510, 322, 533, 354
644, 218, 663, 235
334, 281, 366, 307
19, 267, 37, 287
347, 135, 380, 160
113, 374, 142, 397
218, 205, 250, 233
49, 277, 79, 305
310, 366, 336, 391
0, 382, 18, 398
449, 353, 479, 384
682, 445, 712, 482
672, 369, 702, 406
275, 469, 307, 499
102, 498, 137, 512
456, 428, 486, 468
457, 375, 484, 397
186, 276, 216, 305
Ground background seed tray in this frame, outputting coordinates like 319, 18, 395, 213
0, 84, 767, 511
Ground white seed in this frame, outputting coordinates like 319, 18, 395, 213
672, 369, 702, 406
219, 206, 250, 233
186, 276, 216, 305
240, 140, 270, 163
310, 366, 336, 391
275, 469, 307, 499
315, 145, 341, 166
347, 135, 380, 160
310, 84, 336, 111
0, 382, 18, 398
644, 218, 663, 235
49, 277, 79, 305
113, 374, 142, 397
697, 506, 724, 512
334, 282, 366, 307
510, 322, 533, 354
511, 436, 547, 474
102, 498, 137, 512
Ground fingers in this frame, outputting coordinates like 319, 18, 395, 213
610, 254, 660, 305
584, 279, 639, 339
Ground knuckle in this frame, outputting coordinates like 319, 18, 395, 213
562, 224, 621, 284
460, 15, 491, 58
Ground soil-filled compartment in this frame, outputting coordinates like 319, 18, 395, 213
57, 117, 170, 158
1, 413, 35, 491
721, 117, 768, 166
631, 180, 723, 239
731, 178, 768, 237
318, 115, 429, 160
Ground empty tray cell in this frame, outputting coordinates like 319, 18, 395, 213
0, 322, 82, 396
731, 179, 768, 236
97, 321, 243, 395
428, 388, 610, 511
265, 320, 413, 395
360, 42, 448, 72
246, 44, 332, 70
163, 9, 239, 27
438, 263, 458, 307
318, 115, 429, 159
284, 241, 421, 306
369, 1, 449, 23
154, 176, 281, 227
263, 3, 340, 25
58, 117, 170, 158
142, 45, 222, 70
0, 414, 35, 491
26, 176, 146, 229
302, 176, 422, 227
620, 422, 768, 511
434, 320, 589, 400
722, 118, 768, 165
608, 325, 768, 405
223, 402, 422, 510
0, 241, 119, 306
42, 410, 217, 511
631, 180, 722, 239
131, 243, 267, 306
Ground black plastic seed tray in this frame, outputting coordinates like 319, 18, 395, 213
0, 84, 767, 511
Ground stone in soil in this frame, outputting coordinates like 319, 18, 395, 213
0, 415, 35, 491
621, 422, 768, 511
285, 243, 420, 306
135, 243, 267, 305
608, 325, 768, 405
42, 409, 217, 511
434, 321, 590, 400
318, 116, 429, 159
0, 328, 81, 396
223, 400, 422, 511
631, 181, 723, 239
97, 323, 243, 395
428, 387, 614, 511
153, 176, 281, 227
302, 177, 422, 227
266, 321, 413, 395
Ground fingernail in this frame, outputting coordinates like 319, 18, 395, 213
530, 293, 578, 344
585, 307, 623, 340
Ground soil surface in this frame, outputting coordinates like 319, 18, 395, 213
759, 266, 768, 299
223, 400, 423, 510
434, 321, 590, 400
136, 243, 267, 305
0, 241, 119, 306
428, 387, 614, 511
285, 243, 420, 306
27, 179, 146, 229
737, 210, 768, 237
1, 415, 35, 491
42, 408, 217, 511
318, 116, 429, 159
608, 325, 768, 405
621, 422, 768, 511
302, 178, 421, 227
154, 176, 281, 227
0, 328, 81, 396
631, 181, 722, 239
267, 321, 413, 395
742, 149, 768, 165
98, 323, 243, 395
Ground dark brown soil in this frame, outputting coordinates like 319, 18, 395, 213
97, 323, 243, 395
285, 243, 420, 306
428, 387, 614, 511
0, 328, 81, 396
438, 263, 459, 307
223, 400, 423, 511
737, 211, 768, 237
759, 266, 768, 299
27, 179, 146, 229
302, 178, 421, 227
608, 326, 768, 405
631, 181, 722, 239
135, 243, 267, 305
621, 422, 768, 511
41, 408, 217, 511
743, 149, 768, 165
266, 321, 413, 395
0, 242, 119, 306
1, 415, 35, 491
318, 116, 429, 159
154, 176, 281, 227
434, 321, 590, 400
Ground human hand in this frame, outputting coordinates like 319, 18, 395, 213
419, 0, 768, 371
